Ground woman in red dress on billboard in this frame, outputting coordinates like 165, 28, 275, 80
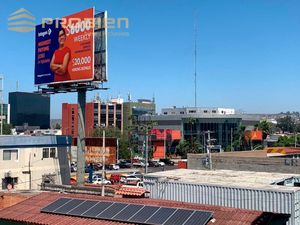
50, 28, 71, 82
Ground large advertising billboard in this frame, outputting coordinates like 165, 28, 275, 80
35, 8, 108, 85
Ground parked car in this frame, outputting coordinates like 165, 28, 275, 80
93, 163, 102, 171
159, 158, 175, 166
107, 164, 120, 170
92, 173, 102, 180
70, 165, 77, 172
120, 175, 141, 183
110, 173, 121, 183
92, 178, 111, 185
152, 160, 165, 167
149, 160, 159, 167
118, 161, 132, 168
133, 160, 149, 167
128, 171, 143, 178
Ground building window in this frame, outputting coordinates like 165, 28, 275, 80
204, 110, 208, 113
43, 148, 57, 159
163, 112, 168, 115
50, 148, 56, 158
180, 112, 184, 114
212, 110, 217, 113
43, 148, 49, 158
189, 110, 196, 113
3, 149, 18, 161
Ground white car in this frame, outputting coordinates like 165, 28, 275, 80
152, 160, 165, 167
92, 178, 111, 185
120, 175, 141, 183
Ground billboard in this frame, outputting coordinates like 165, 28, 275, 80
35, 8, 107, 85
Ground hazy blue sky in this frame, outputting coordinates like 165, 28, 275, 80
1, 0, 300, 118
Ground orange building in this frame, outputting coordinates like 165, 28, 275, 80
150, 129, 181, 159
244, 130, 263, 141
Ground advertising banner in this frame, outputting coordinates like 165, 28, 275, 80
35, 8, 95, 85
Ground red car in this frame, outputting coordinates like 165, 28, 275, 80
110, 174, 121, 184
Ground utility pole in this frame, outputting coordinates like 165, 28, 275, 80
102, 130, 106, 196
295, 131, 297, 148
145, 133, 149, 174
76, 89, 86, 186
116, 138, 119, 163
28, 152, 32, 190
230, 128, 233, 152
205, 131, 214, 170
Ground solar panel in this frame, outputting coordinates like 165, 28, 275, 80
41, 198, 71, 213
146, 207, 177, 224
67, 200, 98, 216
40, 198, 213, 225
113, 204, 144, 221
54, 199, 84, 214
97, 203, 128, 219
164, 209, 194, 225
129, 205, 160, 223
183, 211, 213, 225
82, 201, 113, 217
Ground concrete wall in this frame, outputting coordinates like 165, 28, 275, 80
188, 153, 300, 174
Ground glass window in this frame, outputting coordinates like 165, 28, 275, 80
3, 150, 18, 161
43, 148, 49, 158
50, 148, 56, 158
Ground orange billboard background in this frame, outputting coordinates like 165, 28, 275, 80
62, 8, 94, 82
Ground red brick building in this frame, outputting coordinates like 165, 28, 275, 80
62, 100, 123, 138
62, 103, 94, 137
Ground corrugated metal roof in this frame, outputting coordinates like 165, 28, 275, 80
0, 192, 279, 225
0, 135, 72, 148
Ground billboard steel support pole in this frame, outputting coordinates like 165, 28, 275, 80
76, 89, 86, 186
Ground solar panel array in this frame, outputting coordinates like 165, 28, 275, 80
41, 197, 213, 225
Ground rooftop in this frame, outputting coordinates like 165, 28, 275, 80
144, 169, 300, 192
0, 135, 72, 148
0, 192, 284, 225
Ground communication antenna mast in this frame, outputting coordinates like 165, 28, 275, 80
194, 12, 198, 107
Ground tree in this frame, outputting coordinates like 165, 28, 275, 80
277, 116, 296, 133
175, 137, 202, 158
256, 120, 274, 139
92, 127, 122, 138
2, 123, 12, 135
55, 123, 61, 129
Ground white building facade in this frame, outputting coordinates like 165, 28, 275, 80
161, 107, 235, 116
0, 136, 71, 190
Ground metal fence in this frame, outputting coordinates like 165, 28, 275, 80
144, 177, 300, 225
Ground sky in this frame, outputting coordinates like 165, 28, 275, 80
1, 0, 300, 119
